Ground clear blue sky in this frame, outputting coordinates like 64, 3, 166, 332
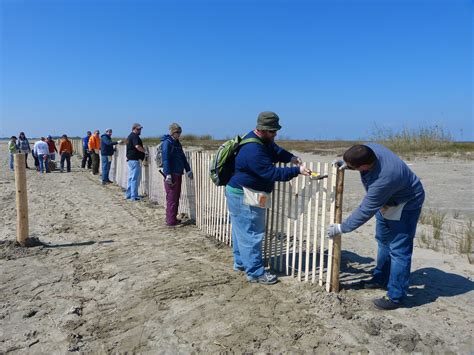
0, 0, 472, 140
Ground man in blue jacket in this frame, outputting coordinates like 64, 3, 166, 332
100, 129, 121, 185
328, 144, 425, 310
226, 112, 311, 285
162, 123, 193, 226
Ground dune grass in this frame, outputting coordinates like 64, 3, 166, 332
140, 125, 473, 158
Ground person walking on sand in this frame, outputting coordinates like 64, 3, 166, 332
16, 132, 31, 168
125, 123, 146, 201
226, 112, 311, 285
100, 128, 121, 185
46, 135, 58, 161
88, 130, 101, 175
161, 123, 193, 226
328, 144, 425, 310
59, 134, 74, 172
33, 137, 51, 173
81, 131, 92, 170
8, 136, 17, 171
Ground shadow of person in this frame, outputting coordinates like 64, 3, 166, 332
404, 267, 474, 308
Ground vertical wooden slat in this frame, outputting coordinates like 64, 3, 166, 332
304, 162, 314, 282
286, 178, 293, 276
319, 163, 328, 287
312, 162, 321, 283
291, 174, 299, 278
279, 172, 287, 273
326, 165, 338, 291
297, 173, 305, 282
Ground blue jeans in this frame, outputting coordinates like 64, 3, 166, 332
101, 156, 111, 182
373, 208, 422, 302
9, 153, 14, 170
38, 154, 50, 173
125, 160, 141, 199
225, 188, 266, 279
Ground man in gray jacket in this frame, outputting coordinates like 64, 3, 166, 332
328, 144, 425, 310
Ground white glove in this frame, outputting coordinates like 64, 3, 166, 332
327, 224, 343, 239
117, 140, 123, 144
187, 171, 193, 179
291, 156, 303, 165
165, 175, 173, 185
331, 159, 348, 170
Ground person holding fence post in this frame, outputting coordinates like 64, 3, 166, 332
59, 134, 74, 172
226, 112, 310, 285
8, 136, 17, 171
161, 123, 193, 227
81, 131, 92, 169
328, 144, 425, 310
16, 132, 31, 169
125, 123, 146, 201
100, 128, 121, 185
88, 130, 101, 175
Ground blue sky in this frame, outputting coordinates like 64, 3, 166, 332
0, 0, 472, 140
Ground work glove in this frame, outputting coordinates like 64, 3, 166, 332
299, 166, 311, 176
331, 159, 348, 170
165, 175, 173, 185
327, 224, 343, 239
187, 171, 194, 180
117, 140, 123, 144
291, 156, 303, 165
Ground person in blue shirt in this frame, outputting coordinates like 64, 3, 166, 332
161, 123, 193, 226
81, 131, 92, 170
100, 129, 121, 185
328, 144, 425, 310
226, 112, 311, 285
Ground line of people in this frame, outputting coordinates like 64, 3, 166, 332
8, 113, 425, 311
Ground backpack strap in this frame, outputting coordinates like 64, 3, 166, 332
239, 137, 263, 146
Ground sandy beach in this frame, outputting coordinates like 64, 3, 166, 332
1, 142, 473, 353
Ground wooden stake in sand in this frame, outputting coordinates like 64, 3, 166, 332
330, 166, 345, 292
14, 153, 29, 246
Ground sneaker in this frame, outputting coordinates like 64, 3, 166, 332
247, 272, 278, 285
167, 221, 183, 227
373, 296, 401, 310
233, 266, 245, 272
361, 278, 386, 290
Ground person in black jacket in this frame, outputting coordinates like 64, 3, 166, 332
125, 123, 146, 200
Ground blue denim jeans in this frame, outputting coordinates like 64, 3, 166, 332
125, 160, 141, 199
9, 153, 14, 170
225, 188, 266, 279
373, 208, 422, 302
101, 156, 111, 182
38, 154, 50, 173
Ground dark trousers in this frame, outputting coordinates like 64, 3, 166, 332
81, 148, 92, 169
60, 153, 71, 172
91, 151, 100, 174
164, 174, 182, 225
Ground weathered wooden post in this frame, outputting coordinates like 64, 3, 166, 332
14, 153, 29, 246
330, 167, 345, 292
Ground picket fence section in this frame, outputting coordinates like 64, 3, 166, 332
73, 140, 344, 292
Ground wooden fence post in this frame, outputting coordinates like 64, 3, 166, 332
14, 153, 29, 246
330, 167, 345, 292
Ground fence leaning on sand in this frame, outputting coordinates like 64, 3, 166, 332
71, 140, 345, 292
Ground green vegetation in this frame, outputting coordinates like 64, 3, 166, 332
139, 124, 473, 158
459, 219, 473, 255
371, 124, 473, 158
